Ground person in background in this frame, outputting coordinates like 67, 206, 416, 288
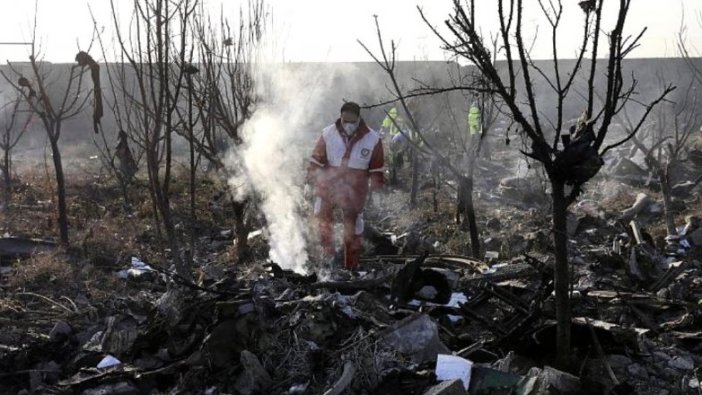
468, 98, 482, 145
467, 95, 490, 159
380, 107, 406, 186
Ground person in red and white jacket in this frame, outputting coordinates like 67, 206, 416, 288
307, 102, 385, 270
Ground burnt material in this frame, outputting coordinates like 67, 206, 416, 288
0, 237, 56, 263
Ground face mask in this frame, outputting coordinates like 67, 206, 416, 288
343, 122, 359, 135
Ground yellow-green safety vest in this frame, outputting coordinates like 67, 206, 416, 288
468, 104, 481, 135
382, 107, 404, 136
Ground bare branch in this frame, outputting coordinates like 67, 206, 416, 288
601, 84, 676, 155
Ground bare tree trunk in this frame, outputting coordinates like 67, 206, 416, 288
147, 151, 188, 279
188, 80, 196, 265
233, 198, 250, 263
410, 149, 419, 208
156, 179, 187, 278
162, 207, 183, 273
150, 192, 163, 239
551, 178, 570, 366
3, 148, 10, 207
50, 137, 69, 245
119, 179, 131, 210
660, 169, 676, 236
458, 175, 480, 258
145, 156, 163, 239
432, 175, 439, 213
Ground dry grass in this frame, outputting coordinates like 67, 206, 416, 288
7, 252, 79, 293
1, 147, 699, 299
0, 164, 247, 311
3, 251, 128, 303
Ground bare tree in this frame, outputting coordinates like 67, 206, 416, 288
419, 0, 674, 365
188, 3, 264, 169
0, 94, 31, 206
361, 23, 467, 258
87, 7, 145, 210
180, 1, 265, 262
0, 17, 92, 244
92, 125, 142, 209
360, 18, 499, 259
678, 9, 702, 88
621, 74, 702, 237
106, 0, 198, 279
450, 74, 499, 251
677, 9, 702, 181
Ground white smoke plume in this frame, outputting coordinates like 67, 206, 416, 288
228, 107, 309, 272
226, 61, 359, 274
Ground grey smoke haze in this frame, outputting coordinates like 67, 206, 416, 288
228, 105, 310, 272
223, 58, 462, 273
0, 56, 698, 226
227, 61, 383, 273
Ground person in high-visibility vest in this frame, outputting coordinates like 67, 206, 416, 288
381, 107, 407, 186
380, 107, 403, 137
467, 99, 491, 159
468, 102, 482, 137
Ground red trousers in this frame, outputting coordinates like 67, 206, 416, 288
315, 197, 363, 270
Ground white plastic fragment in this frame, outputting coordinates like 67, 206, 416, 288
447, 292, 468, 308
117, 257, 155, 279
97, 355, 121, 369
484, 251, 499, 261
435, 354, 473, 390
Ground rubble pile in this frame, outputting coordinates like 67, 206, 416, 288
1, 252, 549, 394
1, 150, 701, 394
1, 219, 701, 395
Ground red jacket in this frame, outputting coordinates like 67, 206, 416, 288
308, 119, 384, 211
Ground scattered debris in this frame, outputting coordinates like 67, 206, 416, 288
2, 138, 702, 395
423, 379, 467, 395
235, 351, 272, 395
116, 257, 156, 281
96, 355, 121, 369
0, 237, 56, 262
49, 321, 72, 342
383, 314, 450, 363
435, 354, 472, 389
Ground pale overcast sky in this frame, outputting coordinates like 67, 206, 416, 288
0, 0, 700, 63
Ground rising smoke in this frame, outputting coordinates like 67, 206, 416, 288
226, 62, 360, 274
228, 107, 309, 273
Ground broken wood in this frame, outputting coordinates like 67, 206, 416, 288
630, 221, 644, 246
361, 254, 489, 273
572, 317, 651, 339
627, 248, 645, 281
621, 193, 653, 222
625, 302, 660, 335
456, 340, 485, 358
323, 361, 355, 395
648, 261, 686, 292
309, 276, 391, 292
585, 317, 620, 386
